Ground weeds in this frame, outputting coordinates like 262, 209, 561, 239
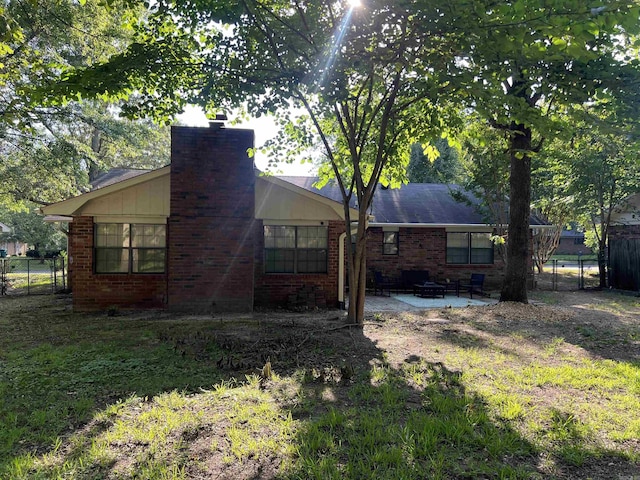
1, 293, 639, 479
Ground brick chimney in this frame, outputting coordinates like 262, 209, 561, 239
168, 124, 255, 312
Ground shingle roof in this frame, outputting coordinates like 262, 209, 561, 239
560, 228, 585, 238
278, 177, 547, 226
88, 169, 547, 226
91, 168, 152, 190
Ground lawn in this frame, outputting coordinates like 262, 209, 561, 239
0, 292, 638, 479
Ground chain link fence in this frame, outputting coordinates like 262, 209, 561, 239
0, 257, 67, 296
535, 258, 602, 291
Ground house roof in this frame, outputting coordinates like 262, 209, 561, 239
560, 229, 584, 238
278, 177, 548, 227
43, 166, 548, 228
91, 168, 152, 190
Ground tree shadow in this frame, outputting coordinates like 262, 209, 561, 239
471, 291, 640, 364
281, 327, 535, 478
2, 298, 638, 479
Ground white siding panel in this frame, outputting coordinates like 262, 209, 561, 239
78, 175, 170, 217
255, 177, 343, 221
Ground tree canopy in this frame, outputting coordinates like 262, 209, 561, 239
544, 111, 640, 286
0, 0, 170, 205
446, 0, 640, 302
0, 203, 66, 254
407, 139, 463, 185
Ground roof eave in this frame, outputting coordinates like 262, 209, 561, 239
368, 222, 552, 229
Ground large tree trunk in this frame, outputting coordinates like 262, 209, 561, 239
347, 212, 368, 325
500, 124, 532, 303
88, 127, 103, 182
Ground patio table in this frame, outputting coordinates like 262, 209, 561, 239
413, 282, 446, 298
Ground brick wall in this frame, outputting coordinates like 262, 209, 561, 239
555, 237, 588, 255
254, 220, 345, 308
609, 224, 640, 239
69, 216, 167, 311
168, 125, 256, 313
366, 227, 505, 289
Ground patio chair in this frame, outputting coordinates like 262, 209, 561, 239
459, 273, 486, 299
372, 271, 398, 296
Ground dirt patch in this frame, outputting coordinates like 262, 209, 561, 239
151, 291, 639, 479
2, 291, 639, 479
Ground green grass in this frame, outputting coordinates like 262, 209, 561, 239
1, 294, 639, 479
549, 254, 597, 262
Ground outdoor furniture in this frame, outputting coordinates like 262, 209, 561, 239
373, 271, 398, 296
459, 273, 486, 298
413, 281, 446, 298
436, 278, 460, 297
401, 270, 430, 291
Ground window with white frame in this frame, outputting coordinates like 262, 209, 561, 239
95, 223, 166, 273
383, 231, 399, 255
446, 232, 494, 264
264, 225, 328, 273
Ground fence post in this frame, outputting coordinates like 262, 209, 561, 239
50, 259, 55, 294
1, 259, 5, 295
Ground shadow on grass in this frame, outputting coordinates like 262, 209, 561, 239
0, 295, 234, 475
2, 295, 639, 479
286, 349, 537, 478
286, 325, 640, 479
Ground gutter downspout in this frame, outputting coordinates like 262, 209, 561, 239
338, 232, 346, 310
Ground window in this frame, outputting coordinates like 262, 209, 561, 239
446, 232, 494, 264
470, 233, 494, 264
95, 223, 166, 273
383, 231, 399, 255
264, 225, 328, 273
446, 232, 469, 264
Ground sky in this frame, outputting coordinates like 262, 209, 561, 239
178, 105, 317, 177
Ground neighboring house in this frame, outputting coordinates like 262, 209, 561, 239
555, 229, 588, 255
0, 222, 28, 256
608, 193, 640, 291
42, 123, 544, 312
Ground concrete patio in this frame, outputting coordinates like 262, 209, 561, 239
362, 293, 497, 312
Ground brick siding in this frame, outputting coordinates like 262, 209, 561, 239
609, 224, 640, 239
69, 216, 167, 311
555, 237, 588, 255
366, 227, 506, 289
254, 220, 345, 308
